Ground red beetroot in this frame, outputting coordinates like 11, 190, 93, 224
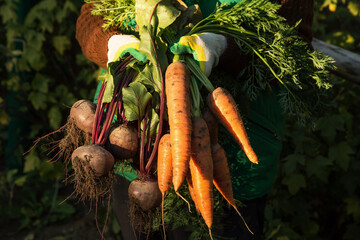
108, 124, 139, 159
71, 144, 114, 177
70, 100, 96, 134
128, 178, 162, 211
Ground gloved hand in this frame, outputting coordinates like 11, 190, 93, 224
107, 34, 147, 65
170, 33, 227, 77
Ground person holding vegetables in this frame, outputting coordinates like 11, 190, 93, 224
75, 0, 315, 239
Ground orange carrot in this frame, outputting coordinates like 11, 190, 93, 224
202, 107, 219, 145
157, 134, 172, 240
165, 62, 192, 191
186, 171, 199, 214
207, 87, 258, 164
211, 143, 253, 235
189, 117, 214, 232
157, 134, 172, 195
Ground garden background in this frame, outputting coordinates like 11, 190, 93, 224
0, 0, 359, 239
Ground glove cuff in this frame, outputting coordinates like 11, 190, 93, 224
107, 35, 141, 65
196, 33, 227, 76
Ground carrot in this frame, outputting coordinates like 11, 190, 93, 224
165, 61, 192, 191
157, 134, 172, 240
157, 134, 173, 195
202, 107, 218, 145
189, 117, 214, 236
186, 171, 199, 214
211, 143, 253, 235
207, 87, 258, 164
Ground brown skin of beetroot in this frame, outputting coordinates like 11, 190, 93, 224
69, 100, 96, 134
128, 178, 162, 211
108, 124, 139, 159
71, 144, 115, 177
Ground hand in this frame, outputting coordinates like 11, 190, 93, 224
107, 35, 147, 65
170, 33, 227, 77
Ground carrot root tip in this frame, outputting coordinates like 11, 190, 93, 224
176, 191, 191, 213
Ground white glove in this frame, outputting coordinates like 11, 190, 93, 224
170, 33, 227, 77
107, 35, 147, 66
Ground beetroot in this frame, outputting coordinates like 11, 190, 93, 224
108, 124, 139, 159
71, 144, 114, 177
69, 100, 96, 134
128, 178, 162, 211
70, 144, 116, 201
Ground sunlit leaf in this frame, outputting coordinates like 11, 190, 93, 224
136, 62, 161, 93
140, 108, 159, 138
329, 3, 337, 12
122, 81, 152, 121
135, 0, 180, 34
98, 71, 115, 104
348, 1, 359, 16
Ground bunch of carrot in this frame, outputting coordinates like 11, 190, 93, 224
157, 61, 257, 237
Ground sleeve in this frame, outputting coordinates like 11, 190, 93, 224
75, 3, 122, 69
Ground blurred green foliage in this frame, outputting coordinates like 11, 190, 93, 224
0, 0, 359, 239
0, 0, 98, 232
264, 1, 360, 239
314, 0, 360, 51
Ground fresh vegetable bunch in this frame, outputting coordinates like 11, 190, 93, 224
28, 0, 335, 237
